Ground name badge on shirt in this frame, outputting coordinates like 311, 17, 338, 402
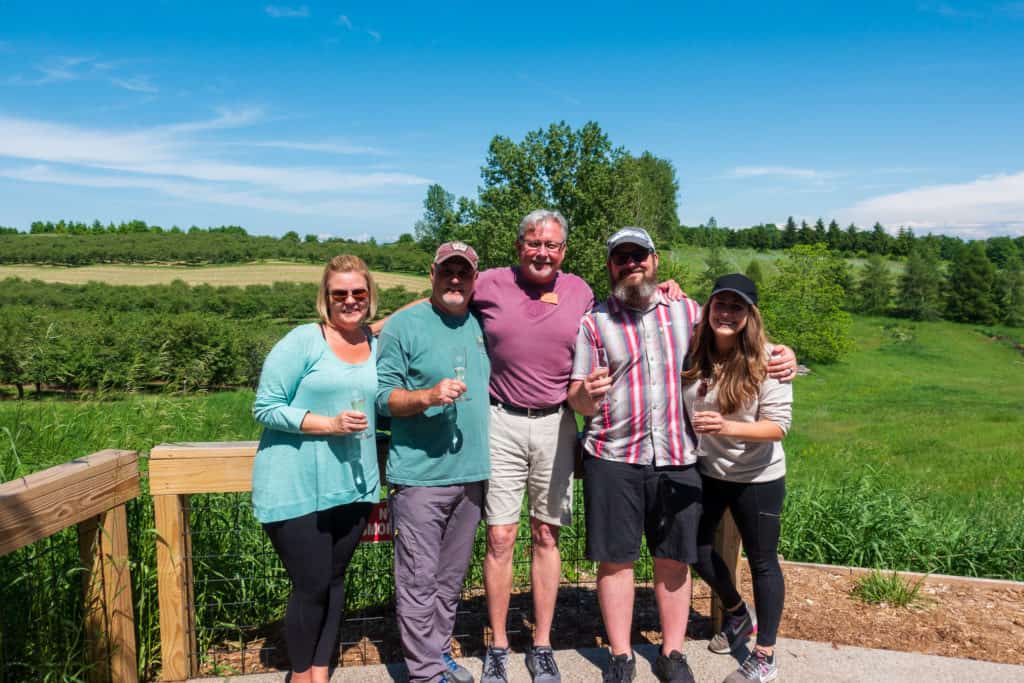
540, 292, 559, 305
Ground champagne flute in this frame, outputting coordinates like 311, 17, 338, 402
452, 347, 469, 402
594, 347, 610, 404
692, 393, 715, 450
350, 389, 372, 439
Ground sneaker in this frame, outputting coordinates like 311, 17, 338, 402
481, 646, 510, 683
525, 645, 561, 682
709, 605, 756, 654
723, 649, 778, 683
443, 651, 474, 683
602, 652, 636, 683
654, 650, 696, 683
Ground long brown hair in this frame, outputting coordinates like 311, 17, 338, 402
315, 254, 378, 325
682, 294, 769, 415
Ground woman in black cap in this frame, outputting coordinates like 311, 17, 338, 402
682, 273, 792, 683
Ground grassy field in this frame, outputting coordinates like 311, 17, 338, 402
2, 315, 1022, 679
0, 262, 430, 290
665, 245, 909, 280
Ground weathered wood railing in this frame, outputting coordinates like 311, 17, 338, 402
0, 449, 141, 683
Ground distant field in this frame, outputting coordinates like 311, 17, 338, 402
666, 245, 910, 278
0, 262, 430, 290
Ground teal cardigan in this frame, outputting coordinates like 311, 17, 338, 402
252, 323, 379, 524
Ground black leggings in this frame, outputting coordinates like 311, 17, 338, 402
693, 475, 785, 647
263, 502, 373, 672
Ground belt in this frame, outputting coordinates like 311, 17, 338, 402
489, 397, 563, 418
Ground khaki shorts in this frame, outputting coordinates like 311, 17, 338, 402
485, 404, 578, 527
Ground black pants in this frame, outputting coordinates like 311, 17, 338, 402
694, 475, 785, 647
263, 502, 373, 672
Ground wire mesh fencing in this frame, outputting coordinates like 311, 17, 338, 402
183, 482, 712, 677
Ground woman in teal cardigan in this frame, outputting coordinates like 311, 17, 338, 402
252, 254, 380, 683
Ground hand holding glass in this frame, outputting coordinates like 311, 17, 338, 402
350, 389, 372, 439
451, 347, 469, 402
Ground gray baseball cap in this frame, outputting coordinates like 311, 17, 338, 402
606, 227, 656, 257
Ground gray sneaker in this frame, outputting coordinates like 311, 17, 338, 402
525, 645, 561, 682
709, 606, 756, 654
443, 652, 474, 683
723, 649, 778, 683
481, 646, 510, 683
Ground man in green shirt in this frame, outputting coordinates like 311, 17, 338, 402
376, 241, 491, 683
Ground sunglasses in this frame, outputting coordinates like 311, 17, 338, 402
610, 248, 652, 266
523, 239, 566, 252
328, 288, 369, 303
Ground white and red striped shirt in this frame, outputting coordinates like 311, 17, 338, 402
571, 292, 702, 466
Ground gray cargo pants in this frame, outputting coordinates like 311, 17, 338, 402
390, 481, 484, 683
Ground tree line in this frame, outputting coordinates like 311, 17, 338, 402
0, 228, 431, 271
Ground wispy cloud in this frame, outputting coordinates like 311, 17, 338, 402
837, 171, 1024, 238
0, 112, 431, 221
110, 76, 158, 93
265, 5, 309, 18
917, 2, 980, 17
337, 15, 353, 29
730, 166, 835, 180
239, 139, 388, 156
367, 30, 382, 42
7, 55, 158, 94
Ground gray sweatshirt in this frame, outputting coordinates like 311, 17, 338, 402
682, 366, 792, 484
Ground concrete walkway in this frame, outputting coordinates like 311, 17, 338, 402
190, 638, 1024, 682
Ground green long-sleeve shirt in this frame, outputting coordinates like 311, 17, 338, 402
252, 323, 379, 523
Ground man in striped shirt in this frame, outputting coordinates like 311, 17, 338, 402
568, 227, 795, 683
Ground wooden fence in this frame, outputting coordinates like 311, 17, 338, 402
2, 442, 742, 682
0, 449, 141, 683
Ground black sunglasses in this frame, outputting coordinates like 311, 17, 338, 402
610, 248, 652, 266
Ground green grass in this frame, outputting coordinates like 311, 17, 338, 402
0, 263, 429, 290
851, 570, 928, 607
2, 314, 1023, 678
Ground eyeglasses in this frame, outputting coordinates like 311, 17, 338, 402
610, 249, 652, 266
523, 239, 566, 252
328, 288, 369, 303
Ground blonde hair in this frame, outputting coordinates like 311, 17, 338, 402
315, 254, 378, 325
681, 295, 769, 415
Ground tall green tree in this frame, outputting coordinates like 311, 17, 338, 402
994, 253, 1024, 326
697, 245, 735, 300
856, 254, 894, 315
898, 243, 943, 321
945, 242, 998, 324
761, 244, 853, 363
745, 258, 766, 287
413, 184, 459, 251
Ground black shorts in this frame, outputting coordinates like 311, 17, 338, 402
583, 455, 702, 564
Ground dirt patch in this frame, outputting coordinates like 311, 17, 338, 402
196, 564, 1024, 676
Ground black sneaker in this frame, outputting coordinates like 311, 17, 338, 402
708, 605, 756, 654
525, 645, 560, 682
602, 652, 636, 683
654, 650, 696, 683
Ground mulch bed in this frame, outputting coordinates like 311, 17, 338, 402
197, 563, 1024, 676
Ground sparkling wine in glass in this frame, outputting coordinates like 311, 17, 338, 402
350, 389, 372, 439
594, 347, 610, 405
452, 347, 469, 402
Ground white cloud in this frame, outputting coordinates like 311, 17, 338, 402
0, 114, 429, 193
731, 166, 832, 180
337, 14, 353, 29
239, 139, 387, 156
837, 172, 1024, 238
110, 76, 158, 93
367, 30, 382, 42
265, 5, 309, 18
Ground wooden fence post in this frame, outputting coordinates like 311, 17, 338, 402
153, 494, 196, 682
79, 504, 139, 683
710, 509, 743, 632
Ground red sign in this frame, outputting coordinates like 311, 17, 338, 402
360, 501, 392, 543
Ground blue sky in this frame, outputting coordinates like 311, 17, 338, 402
1, 1, 1022, 241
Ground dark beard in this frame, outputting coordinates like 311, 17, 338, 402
613, 275, 656, 309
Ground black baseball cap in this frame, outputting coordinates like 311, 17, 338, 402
710, 273, 758, 306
